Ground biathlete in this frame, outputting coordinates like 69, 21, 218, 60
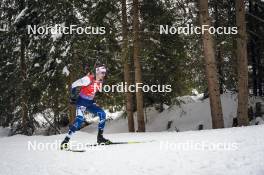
61, 64, 111, 150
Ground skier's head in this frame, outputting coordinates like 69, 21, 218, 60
95, 64, 107, 80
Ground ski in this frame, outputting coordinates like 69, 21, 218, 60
86, 140, 154, 147
60, 145, 86, 152
60, 140, 155, 151
60, 148, 86, 152
66, 149, 86, 152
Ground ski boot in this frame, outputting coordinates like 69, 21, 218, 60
97, 129, 112, 145
60, 137, 70, 150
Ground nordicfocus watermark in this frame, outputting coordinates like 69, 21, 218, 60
27, 140, 107, 151
159, 140, 239, 151
27, 24, 106, 35
94, 82, 172, 93
160, 24, 238, 35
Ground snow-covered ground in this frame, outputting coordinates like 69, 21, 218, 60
1, 125, 264, 175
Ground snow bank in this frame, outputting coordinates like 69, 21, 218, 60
147, 92, 237, 132
86, 92, 263, 133
85, 92, 238, 133
0, 127, 10, 137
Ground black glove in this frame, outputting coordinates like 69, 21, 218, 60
70, 97, 77, 104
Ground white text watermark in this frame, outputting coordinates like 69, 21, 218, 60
159, 140, 239, 151
160, 24, 238, 35
27, 24, 106, 35
27, 140, 107, 151
94, 82, 172, 93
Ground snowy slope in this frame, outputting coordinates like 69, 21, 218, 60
1, 125, 264, 175
147, 92, 238, 131
34, 92, 263, 135
84, 92, 240, 133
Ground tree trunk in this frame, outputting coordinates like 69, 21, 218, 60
122, 0, 135, 132
199, 0, 224, 129
235, 0, 249, 126
68, 76, 75, 125
68, 49, 78, 125
132, 0, 145, 132
20, 35, 29, 134
250, 39, 258, 96
214, 2, 224, 94
217, 47, 224, 94
18, 0, 29, 134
